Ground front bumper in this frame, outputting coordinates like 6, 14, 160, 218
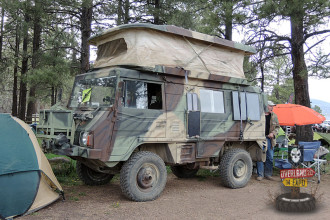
43, 139, 102, 159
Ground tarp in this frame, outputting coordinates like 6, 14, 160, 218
0, 114, 63, 219
89, 24, 255, 80
315, 132, 330, 146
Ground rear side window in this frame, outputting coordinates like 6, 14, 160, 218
200, 89, 225, 113
232, 91, 260, 121
124, 80, 162, 110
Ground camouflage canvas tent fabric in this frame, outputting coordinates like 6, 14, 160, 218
89, 23, 256, 80
0, 114, 63, 219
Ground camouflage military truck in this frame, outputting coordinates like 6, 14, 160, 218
37, 23, 267, 202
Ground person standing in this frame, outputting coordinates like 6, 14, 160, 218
257, 101, 280, 181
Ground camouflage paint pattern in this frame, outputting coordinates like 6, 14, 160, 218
37, 24, 266, 171
37, 65, 266, 168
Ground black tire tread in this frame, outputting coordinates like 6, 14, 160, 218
276, 193, 316, 212
76, 161, 114, 186
219, 148, 252, 189
120, 151, 167, 202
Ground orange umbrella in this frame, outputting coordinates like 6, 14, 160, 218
273, 103, 326, 126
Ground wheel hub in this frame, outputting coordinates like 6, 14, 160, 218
137, 164, 158, 190
233, 159, 247, 178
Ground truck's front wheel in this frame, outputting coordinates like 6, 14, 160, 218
76, 161, 114, 186
219, 148, 252, 189
120, 151, 167, 202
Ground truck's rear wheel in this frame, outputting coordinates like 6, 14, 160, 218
170, 165, 199, 178
120, 151, 167, 202
76, 161, 114, 186
219, 148, 252, 188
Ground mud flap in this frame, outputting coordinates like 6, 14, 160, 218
256, 140, 267, 162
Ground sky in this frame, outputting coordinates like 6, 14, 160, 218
309, 78, 330, 103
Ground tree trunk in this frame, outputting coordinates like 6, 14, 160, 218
260, 63, 264, 92
12, 23, 20, 117
80, 0, 93, 74
51, 87, 56, 106
0, 7, 4, 60
290, 9, 313, 142
124, 0, 130, 24
18, 12, 30, 121
224, 0, 233, 41
275, 69, 280, 100
26, 0, 42, 123
259, 47, 265, 92
117, 0, 123, 25
70, 16, 79, 76
153, 0, 161, 24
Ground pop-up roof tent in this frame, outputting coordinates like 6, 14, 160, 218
88, 23, 256, 81
0, 114, 63, 219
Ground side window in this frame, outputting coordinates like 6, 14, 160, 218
97, 38, 127, 61
200, 89, 225, 113
124, 80, 163, 110
232, 91, 261, 121
187, 93, 198, 111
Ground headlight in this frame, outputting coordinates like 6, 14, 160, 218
80, 132, 92, 147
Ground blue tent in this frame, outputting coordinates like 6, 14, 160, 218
0, 114, 63, 219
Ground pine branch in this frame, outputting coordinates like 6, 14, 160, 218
304, 29, 330, 41
304, 38, 326, 54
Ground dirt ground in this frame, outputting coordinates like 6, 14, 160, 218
20, 172, 330, 220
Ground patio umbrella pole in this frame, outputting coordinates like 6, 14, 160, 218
291, 166, 300, 199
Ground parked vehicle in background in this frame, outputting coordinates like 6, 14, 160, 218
312, 124, 322, 132
36, 24, 267, 202
320, 122, 330, 133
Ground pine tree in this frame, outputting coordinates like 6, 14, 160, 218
255, 0, 330, 141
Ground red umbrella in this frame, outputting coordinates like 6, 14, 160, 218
273, 104, 326, 126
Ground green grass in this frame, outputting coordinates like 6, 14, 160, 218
326, 153, 330, 161
78, 192, 86, 196
45, 153, 71, 160
166, 165, 219, 181
69, 196, 79, 201
46, 153, 79, 186
197, 169, 219, 177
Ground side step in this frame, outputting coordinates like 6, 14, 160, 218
200, 165, 218, 170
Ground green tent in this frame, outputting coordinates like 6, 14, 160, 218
0, 114, 63, 219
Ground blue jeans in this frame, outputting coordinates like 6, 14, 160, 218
257, 138, 274, 177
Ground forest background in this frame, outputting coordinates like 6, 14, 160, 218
0, 0, 329, 142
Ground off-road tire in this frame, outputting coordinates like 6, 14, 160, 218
120, 151, 167, 202
170, 165, 199, 178
276, 193, 316, 212
219, 148, 252, 188
76, 161, 114, 186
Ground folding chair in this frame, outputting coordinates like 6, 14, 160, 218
274, 128, 289, 159
298, 141, 327, 183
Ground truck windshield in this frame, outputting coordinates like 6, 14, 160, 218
69, 76, 117, 108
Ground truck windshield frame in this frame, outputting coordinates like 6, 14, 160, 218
68, 75, 117, 109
